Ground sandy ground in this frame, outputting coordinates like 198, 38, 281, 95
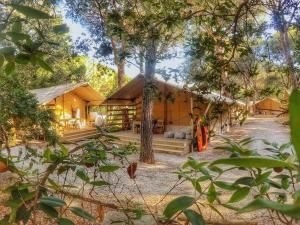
0, 116, 295, 225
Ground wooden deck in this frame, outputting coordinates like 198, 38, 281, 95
112, 130, 191, 155
60, 127, 100, 143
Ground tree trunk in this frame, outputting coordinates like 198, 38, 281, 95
244, 79, 249, 112
140, 38, 157, 164
252, 79, 257, 114
138, 48, 144, 74
111, 38, 126, 88
117, 58, 125, 88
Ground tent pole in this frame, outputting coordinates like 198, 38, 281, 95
204, 101, 212, 116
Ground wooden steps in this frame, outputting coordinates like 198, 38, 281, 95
60, 128, 100, 143
59, 129, 191, 155
112, 132, 191, 155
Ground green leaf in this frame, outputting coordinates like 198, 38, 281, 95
183, 158, 207, 170
10, 4, 52, 19
20, 191, 36, 202
214, 181, 238, 190
39, 203, 58, 218
183, 209, 205, 225
260, 183, 270, 194
268, 180, 282, 189
211, 157, 292, 169
5, 199, 23, 209
89, 180, 110, 187
281, 177, 289, 190
98, 165, 119, 172
39, 196, 66, 207
0, 54, 4, 67
5, 62, 15, 75
207, 183, 217, 203
228, 187, 250, 203
53, 24, 69, 34
76, 167, 90, 182
239, 198, 300, 220
16, 206, 31, 224
234, 177, 254, 186
208, 204, 224, 219
255, 171, 272, 185
37, 58, 54, 73
6, 32, 29, 41
12, 21, 22, 32
289, 90, 300, 164
69, 207, 95, 221
163, 196, 195, 219
0, 47, 15, 56
293, 190, 300, 204
133, 208, 144, 220
192, 180, 202, 193
239, 137, 253, 146
43, 148, 53, 161
197, 175, 211, 182
59, 144, 69, 156
15, 54, 30, 64
59, 218, 75, 225
208, 165, 223, 174
57, 165, 71, 175
47, 178, 60, 190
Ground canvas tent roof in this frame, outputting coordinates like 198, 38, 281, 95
31, 82, 104, 106
254, 97, 281, 105
105, 75, 244, 106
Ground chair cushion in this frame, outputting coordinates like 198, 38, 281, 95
174, 131, 186, 139
164, 131, 174, 138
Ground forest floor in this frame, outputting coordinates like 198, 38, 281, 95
0, 115, 294, 225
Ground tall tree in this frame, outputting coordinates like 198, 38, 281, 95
65, 0, 127, 88
66, 0, 193, 163
231, 0, 300, 89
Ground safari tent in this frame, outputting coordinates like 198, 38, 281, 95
254, 97, 282, 115
31, 83, 104, 140
101, 75, 245, 154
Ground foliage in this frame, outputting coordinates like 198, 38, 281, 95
0, 1, 57, 76
0, 0, 88, 90
86, 61, 130, 97
163, 136, 299, 224
0, 72, 57, 145
0, 130, 139, 224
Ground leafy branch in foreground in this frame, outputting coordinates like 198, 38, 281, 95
0, 131, 141, 224
164, 138, 299, 225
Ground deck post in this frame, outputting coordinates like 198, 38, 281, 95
190, 96, 194, 152
164, 84, 167, 130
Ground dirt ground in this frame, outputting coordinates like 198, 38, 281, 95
96, 115, 291, 225
0, 116, 295, 225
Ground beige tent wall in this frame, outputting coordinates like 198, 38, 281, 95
164, 91, 191, 126
51, 92, 87, 123
134, 90, 192, 127
255, 98, 282, 114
